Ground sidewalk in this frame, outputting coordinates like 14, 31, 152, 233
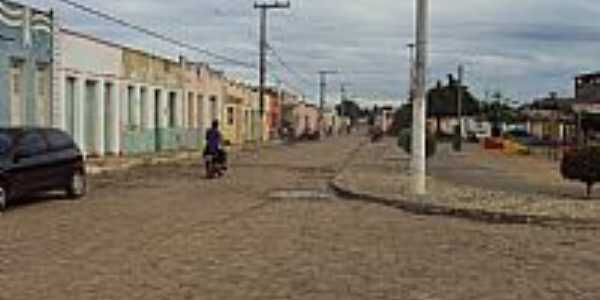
86, 151, 203, 175
85, 138, 314, 175
330, 137, 600, 227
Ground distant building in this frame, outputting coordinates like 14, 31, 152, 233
280, 96, 319, 139
427, 116, 485, 138
380, 106, 394, 133
522, 92, 576, 143
0, 0, 54, 127
575, 72, 600, 113
265, 87, 282, 140
323, 108, 344, 135
222, 80, 258, 145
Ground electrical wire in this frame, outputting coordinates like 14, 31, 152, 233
267, 43, 314, 87
53, 0, 257, 69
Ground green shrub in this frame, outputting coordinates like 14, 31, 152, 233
561, 146, 600, 198
398, 128, 437, 158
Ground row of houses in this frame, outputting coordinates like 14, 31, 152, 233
433, 73, 600, 144
0, 0, 341, 157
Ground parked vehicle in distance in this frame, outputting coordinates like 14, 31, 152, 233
0, 128, 86, 211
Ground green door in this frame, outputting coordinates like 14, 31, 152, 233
104, 83, 112, 154
84, 81, 97, 154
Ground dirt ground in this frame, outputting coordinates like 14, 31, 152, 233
1, 135, 600, 300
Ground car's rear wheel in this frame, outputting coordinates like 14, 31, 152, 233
67, 170, 86, 199
0, 183, 8, 212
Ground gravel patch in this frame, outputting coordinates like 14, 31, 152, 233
332, 138, 600, 227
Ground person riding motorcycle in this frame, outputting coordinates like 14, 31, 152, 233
204, 120, 227, 169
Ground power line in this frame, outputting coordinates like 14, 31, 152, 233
266, 43, 313, 87
53, 0, 257, 69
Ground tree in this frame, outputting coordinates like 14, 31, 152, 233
561, 146, 600, 198
397, 128, 437, 158
481, 99, 516, 136
389, 103, 412, 135
335, 100, 360, 118
427, 75, 481, 136
335, 100, 363, 125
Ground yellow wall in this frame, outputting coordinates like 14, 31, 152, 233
122, 49, 183, 88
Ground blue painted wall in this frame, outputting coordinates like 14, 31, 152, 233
0, 0, 53, 127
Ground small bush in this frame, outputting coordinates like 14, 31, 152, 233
397, 128, 437, 158
561, 146, 600, 198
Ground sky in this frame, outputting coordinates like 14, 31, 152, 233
19, 0, 600, 107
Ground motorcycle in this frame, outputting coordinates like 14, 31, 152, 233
369, 126, 384, 143
204, 151, 226, 179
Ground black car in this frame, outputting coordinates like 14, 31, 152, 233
0, 128, 87, 211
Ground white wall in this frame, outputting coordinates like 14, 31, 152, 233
60, 30, 122, 76
56, 30, 123, 157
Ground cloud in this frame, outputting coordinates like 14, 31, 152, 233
18, 0, 600, 104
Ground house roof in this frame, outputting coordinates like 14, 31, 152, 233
576, 72, 600, 81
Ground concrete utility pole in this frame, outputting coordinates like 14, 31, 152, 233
318, 70, 337, 137
456, 64, 464, 152
319, 70, 338, 112
412, 0, 429, 195
254, 1, 290, 144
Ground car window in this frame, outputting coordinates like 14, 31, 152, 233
45, 130, 75, 151
0, 133, 13, 156
18, 132, 48, 157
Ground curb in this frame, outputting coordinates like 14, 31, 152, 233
86, 152, 203, 175
328, 176, 600, 229
84, 138, 315, 176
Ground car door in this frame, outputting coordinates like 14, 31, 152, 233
43, 129, 79, 188
11, 131, 52, 193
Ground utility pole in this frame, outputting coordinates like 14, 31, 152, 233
319, 70, 337, 112
412, 0, 429, 195
456, 64, 464, 152
318, 70, 337, 138
254, 1, 290, 145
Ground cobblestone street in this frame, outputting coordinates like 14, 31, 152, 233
1, 136, 600, 299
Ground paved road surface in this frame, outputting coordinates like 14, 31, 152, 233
1, 136, 599, 300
